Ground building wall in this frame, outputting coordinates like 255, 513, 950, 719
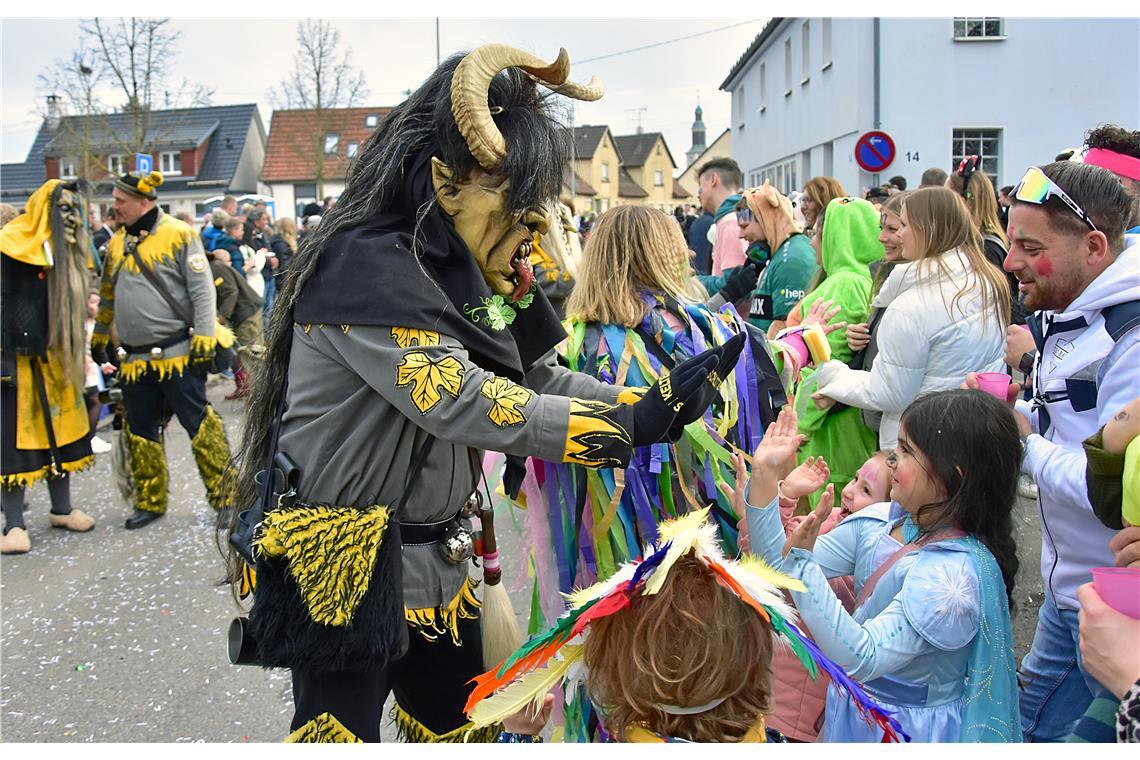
231, 116, 267, 193
677, 129, 733, 198
728, 18, 874, 195
878, 17, 1140, 190
571, 130, 622, 213
637, 137, 678, 209
728, 17, 1139, 196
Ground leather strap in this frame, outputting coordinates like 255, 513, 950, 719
128, 245, 194, 328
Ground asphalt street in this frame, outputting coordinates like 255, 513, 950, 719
0, 379, 1045, 742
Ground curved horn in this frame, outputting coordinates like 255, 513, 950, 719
451, 44, 604, 172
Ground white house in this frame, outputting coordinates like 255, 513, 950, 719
722, 17, 1140, 195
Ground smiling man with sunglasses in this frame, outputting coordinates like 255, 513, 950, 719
1001, 160, 1139, 742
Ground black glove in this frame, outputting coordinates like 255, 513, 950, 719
666, 332, 748, 441
629, 351, 719, 447
717, 261, 760, 303
189, 342, 216, 372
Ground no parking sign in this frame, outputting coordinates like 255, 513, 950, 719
854, 131, 896, 173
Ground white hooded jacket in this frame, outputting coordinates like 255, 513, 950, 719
1015, 242, 1140, 610
811, 248, 1006, 448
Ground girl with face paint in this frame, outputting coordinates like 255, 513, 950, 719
743, 392, 1023, 742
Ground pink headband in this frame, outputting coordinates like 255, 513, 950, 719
1085, 147, 1140, 182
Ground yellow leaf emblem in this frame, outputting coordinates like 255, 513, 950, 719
395, 351, 465, 414
480, 377, 534, 428
390, 326, 440, 349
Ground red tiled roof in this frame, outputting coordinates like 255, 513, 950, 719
261, 106, 392, 182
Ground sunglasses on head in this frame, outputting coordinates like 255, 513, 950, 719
1013, 166, 1099, 232
736, 207, 753, 225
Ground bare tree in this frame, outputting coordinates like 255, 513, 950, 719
272, 19, 369, 198
36, 18, 216, 189
82, 18, 214, 150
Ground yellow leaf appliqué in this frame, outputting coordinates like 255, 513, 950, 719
480, 377, 534, 428
390, 326, 440, 349
395, 351, 465, 414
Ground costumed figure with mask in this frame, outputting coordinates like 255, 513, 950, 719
530, 199, 581, 318
90, 171, 236, 530
500, 203, 850, 740
226, 44, 746, 744
1, 179, 99, 555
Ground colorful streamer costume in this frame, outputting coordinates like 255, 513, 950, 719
465, 508, 908, 743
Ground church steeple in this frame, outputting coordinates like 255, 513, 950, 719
686, 95, 707, 168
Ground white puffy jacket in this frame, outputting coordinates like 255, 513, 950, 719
812, 248, 1006, 448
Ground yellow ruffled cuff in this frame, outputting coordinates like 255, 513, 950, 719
189, 334, 217, 354
90, 333, 110, 349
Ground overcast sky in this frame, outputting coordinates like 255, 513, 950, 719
1, 17, 767, 171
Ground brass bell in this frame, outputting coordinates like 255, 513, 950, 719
439, 523, 475, 564
460, 490, 482, 519
150, 346, 164, 359
115, 347, 128, 360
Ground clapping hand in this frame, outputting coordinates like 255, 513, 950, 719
782, 456, 830, 501
801, 298, 847, 335
785, 484, 836, 554
747, 406, 806, 508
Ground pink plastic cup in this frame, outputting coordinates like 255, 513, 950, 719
1091, 567, 1140, 619
975, 372, 1012, 402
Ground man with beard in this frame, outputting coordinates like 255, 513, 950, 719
1, 180, 98, 554
976, 161, 1138, 741
229, 44, 745, 744
91, 171, 236, 530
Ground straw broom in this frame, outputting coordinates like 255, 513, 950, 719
478, 505, 523, 670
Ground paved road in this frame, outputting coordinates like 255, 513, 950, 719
0, 380, 1045, 742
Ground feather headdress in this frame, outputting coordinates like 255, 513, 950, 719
464, 508, 909, 742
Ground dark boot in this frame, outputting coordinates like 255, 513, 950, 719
225, 367, 250, 401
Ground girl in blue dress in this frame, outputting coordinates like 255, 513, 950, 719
743, 390, 1023, 742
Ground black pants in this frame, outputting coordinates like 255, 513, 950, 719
121, 368, 208, 442
290, 615, 484, 742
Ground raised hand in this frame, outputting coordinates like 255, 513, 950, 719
785, 483, 835, 555
666, 332, 747, 441
801, 298, 847, 335
782, 456, 830, 501
750, 406, 804, 483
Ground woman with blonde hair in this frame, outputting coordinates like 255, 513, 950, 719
269, 215, 297, 291
810, 186, 1011, 448
800, 176, 846, 235
946, 157, 1025, 323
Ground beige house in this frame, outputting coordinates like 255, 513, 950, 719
675, 128, 733, 204
567, 125, 622, 214
612, 132, 679, 210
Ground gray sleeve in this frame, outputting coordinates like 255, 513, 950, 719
317, 325, 633, 468
523, 348, 623, 403
179, 232, 217, 339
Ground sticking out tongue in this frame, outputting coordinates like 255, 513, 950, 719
511, 254, 534, 302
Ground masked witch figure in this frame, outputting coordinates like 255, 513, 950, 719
1, 179, 98, 555
227, 44, 747, 744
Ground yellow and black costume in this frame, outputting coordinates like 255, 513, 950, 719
1, 179, 98, 554
91, 172, 235, 529
232, 45, 744, 744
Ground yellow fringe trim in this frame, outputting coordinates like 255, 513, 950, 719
616, 386, 647, 405
0, 454, 95, 490
255, 505, 392, 627
405, 576, 482, 646
124, 424, 168, 514
90, 332, 110, 349
189, 406, 234, 510
120, 354, 191, 383
285, 712, 362, 743
391, 702, 501, 743
215, 322, 235, 349
189, 334, 217, 354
